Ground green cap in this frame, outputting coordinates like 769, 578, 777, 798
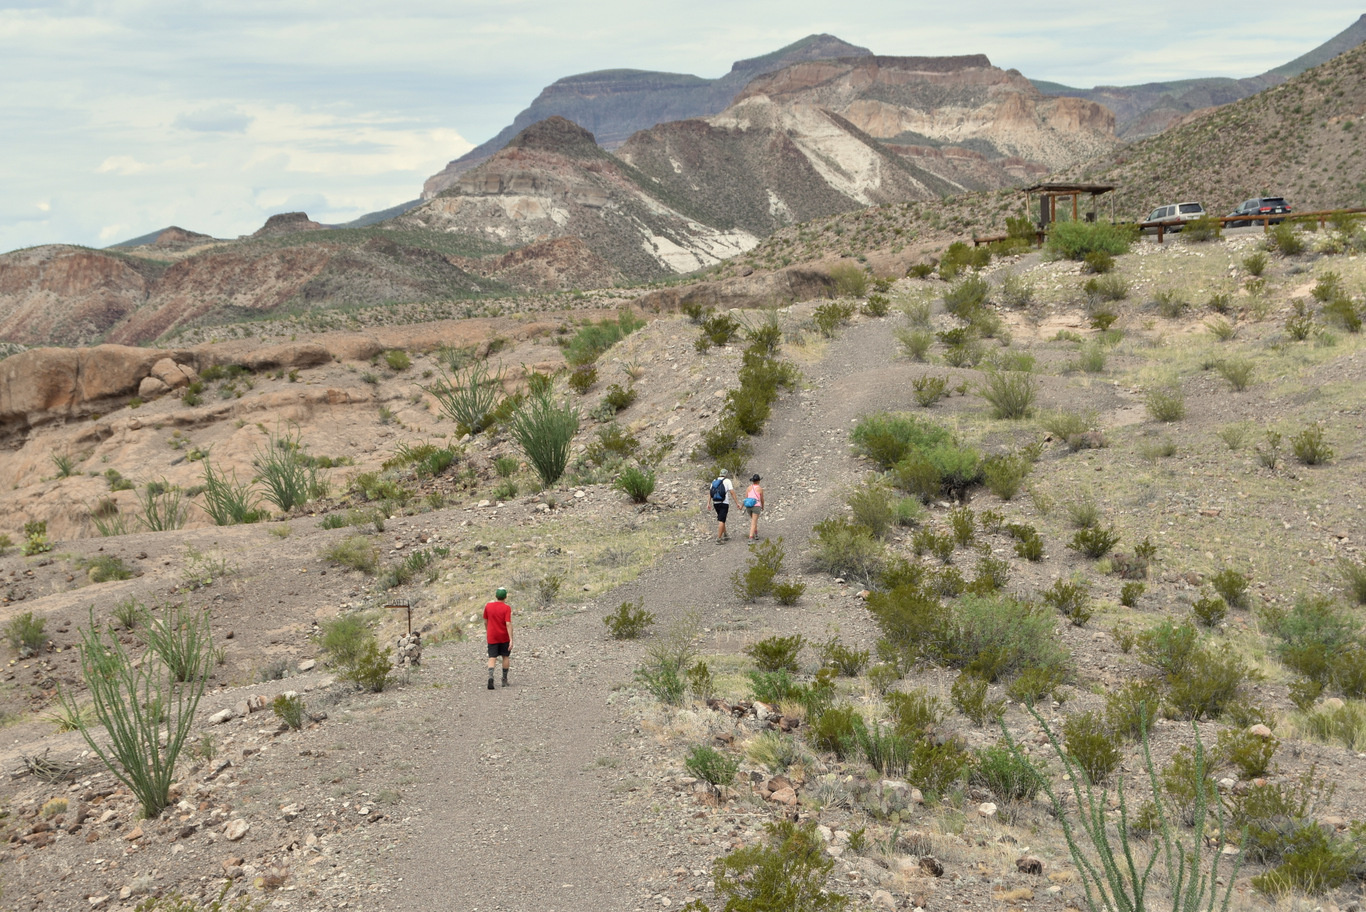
495, 587, 507, 600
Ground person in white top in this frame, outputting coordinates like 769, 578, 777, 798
709, 468, 740, 543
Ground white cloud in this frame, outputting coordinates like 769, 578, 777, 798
0, 1, 1362, 252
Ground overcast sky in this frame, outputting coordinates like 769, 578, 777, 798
1, 1, 1361, 253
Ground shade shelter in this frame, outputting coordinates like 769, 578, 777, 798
1022, 182, 1116, 226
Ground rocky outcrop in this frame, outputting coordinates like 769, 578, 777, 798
154, 227, 215, 248
422, 34, 871, 196
252, 212, 323, 237
0, 246, 164, 346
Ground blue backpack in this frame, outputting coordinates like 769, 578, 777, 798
710, 477, 727, 503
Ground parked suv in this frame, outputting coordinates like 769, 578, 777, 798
1226, 197, 1291, 227
1142, 202, 1206, 231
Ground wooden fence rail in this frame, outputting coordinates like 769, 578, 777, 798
973, 208, 1366, 247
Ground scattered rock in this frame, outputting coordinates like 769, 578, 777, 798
871, 889, 896, 910
1247, 723, 1274, 739
977, 802, 997, 818
1017, 856, 1044, 875
919, 856, 943, 877
224, 819, 250, 842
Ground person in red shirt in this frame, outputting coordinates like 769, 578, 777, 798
484, 587, 513, 689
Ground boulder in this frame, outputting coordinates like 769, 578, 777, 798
137, 376, 170, 399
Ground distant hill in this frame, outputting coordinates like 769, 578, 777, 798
421, 34, 870, 197
1063, 38, 1366, 217
1033, 13, 1366, 138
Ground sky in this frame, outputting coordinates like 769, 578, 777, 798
1, 1, 1361, 253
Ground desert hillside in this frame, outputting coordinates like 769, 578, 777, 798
3, 207, 1366, 910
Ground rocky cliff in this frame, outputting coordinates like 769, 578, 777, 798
422, 34, 871, 197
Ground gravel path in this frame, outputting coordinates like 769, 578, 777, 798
370, 315, 917, 910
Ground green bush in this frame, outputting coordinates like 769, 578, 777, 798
700, 820, 847, 912
253, 424, 325, 513
813, 301, 856, 338
1144, 385, 1186, 422
323, 535, 380, 574
272, 693, 306, 730
1070, 526, 1119, 559
562, 310, 644, 366
733, 538, 786, 602
896, 328, 935, 361
1242, 250, 1268, 276
567, 364, 597, 394
1043, 578, 1093, 626
1046, 220, 1137, 260
808, 706, 862, 759
1063, 711, 1121, 783
828, 262, 868, 297
1208, 569, 1249, 609
773, 580, 806, 606
1192, 595, 1227, 628
79, 554, 133, 583
1337, 557, 1366, 605
601, 382, 637, 414
1009, 524, 1044, 561
338, 639, 393, 693
911, 374, 948, 408
1166, 647, 1255, 721
850, 412, 952, 469
745, 634, 804, 673
200, 461, 265, 525
747, 669, 798, 705
1214, 357, 1254, 391
1105, 679, 1162, 741
685, 743, 739, 789
383, 349, 411, 371
1252, 825, 1357, 896
60, 607, 209, 819
604, 599, 654, 640
1082, 250, 1115, 273
424, 360, 504, 436
981, 453, 1030, 500
817, 637, 869, 677
943, 274, 990, 318
808, 518, 885, 585
972, 743, 1044, 800
846, 479, 895, 538
1215, 727, 1277, 779
1291, 423, 1333, 465
978, 370, 1037, 419
951, 672, 1004, 726
1182, 215, 1222, 242
21, 519, 53, 555
886, 687, 944, 735
509, 390, 579, 486
1006, 665, 1066, 705
614, 465, 656, 503
1267, 222, 1305, 256
1137, 620, 1200, 679
1119, 581, 1145, 607
4, 610, 46, 656
314, 613, 373, 668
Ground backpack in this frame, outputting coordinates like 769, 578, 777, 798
710, 477, 727, 503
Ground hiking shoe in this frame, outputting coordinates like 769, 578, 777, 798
487, 678, 495, 690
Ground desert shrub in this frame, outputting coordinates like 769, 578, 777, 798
733, 538, 787, 602
1084, 273, 1129, 302
911, 528, 955, 563
1082, 249, 1115, 274
613, 465, 655, 503
862, 293, 891, 317
745, 634, 804, 673
200, 461, 265, 525
850, 412, 952, 469
1010, 524, 1044, 561
1243, 250, 1268, 276
1063, 711, 1122, 784
337, 639, 393, 693
314, 614, 373, 668
1214, 357, 1254, 391
1043, 578, 1093, 626
1291, 423, 1333, 465
1337, 556, 1366, 605
20, 519, 53, 555
905, 737, 972, 796
424, 360, 504, 435
509, 390, 579, 486
978, 370, 1036, 419
1137, 619, 1201, 679
813, 301, 856, 338
562, 310, 643, 366
973, 743, 1044, 801
1192, 595, 1228, 628
685, 743, 739, 789
1144, 384, 1185, 422
253, 425, 325, 513
817, 637, 869, 677
567, 364, 597, 394
746, 730, 802, 774
971, 554, 1011, 595
1251, 825, 1358, 897
1267, 222, 1305, 256
701, 819, 847, 912
808, 518, 885, 585
323, 535, 379, 574
747, 669, 798, 705
943, 273, 990, 318
601, 382, 637, 414
1165, 648, 1255, 721
940, 594, 1068, 682
112, 597, 142, 631
885, 687, 944, 736
847, 479, 895, 538
1046, 220, 1137, 260
1105, 679, 1163, 741
1006, 665, 1067, 705
1215, 727, 1277, 779
60, 606, 209, 819
272, 693, 306, 730
382, 349, 410, 371
1070, 526, 1119, 559
828, 262, 868, 297
1119, 581, 1145, 608
604, 599, 654, 640
773, 580, 805, 605
808, 706, 862, 759
896, 328, 935, 361
951, 672, 1004, 726
80, 554, 133, 583
1182, 214, 1222, 242
4, 611, 46, 656
1262, 594, 1361, 688
911, 374, 948, 407
1208, 568, 1250, 609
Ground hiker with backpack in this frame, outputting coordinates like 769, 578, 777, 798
709, 469, 740, 543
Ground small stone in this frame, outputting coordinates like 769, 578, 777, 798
123, 826, 143, 841
919, 856, 943, 877
872, 889, 896, 910
770, 787, 798, 806
224, 819, 249, 841
297, 659, 316, 672
978, 802, 997, 818
1017, 856, 1044, 875
88, 895, 110, 908
208, 709, 235, 726
1247, 723, 1273, 739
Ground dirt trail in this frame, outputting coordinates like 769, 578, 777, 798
371, 316, 916, 910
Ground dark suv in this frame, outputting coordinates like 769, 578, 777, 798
1226, 197, 1291, 227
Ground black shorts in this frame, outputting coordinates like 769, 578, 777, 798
487, 642, 511, 658
713, 502, 729, 522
